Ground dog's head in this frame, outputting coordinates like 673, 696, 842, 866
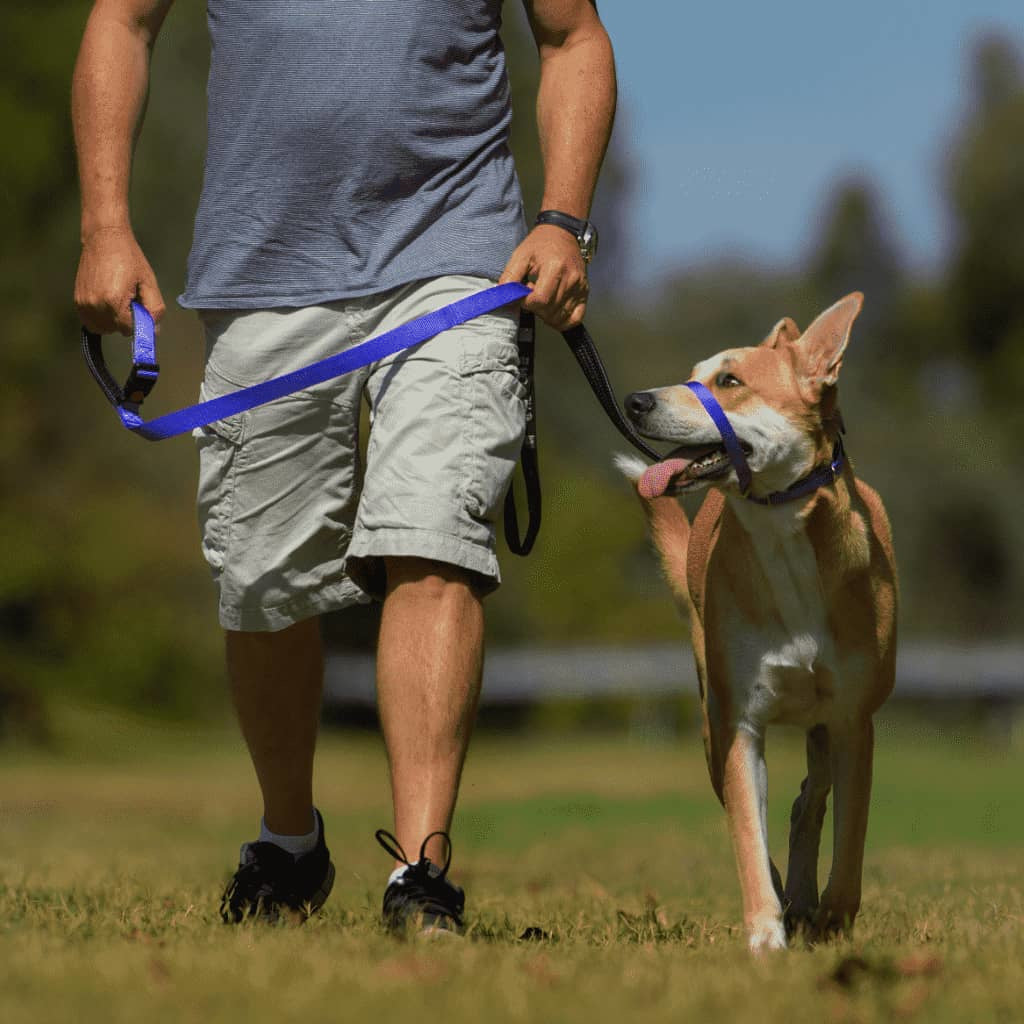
624, 293, 863, 500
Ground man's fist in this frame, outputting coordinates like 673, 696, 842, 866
499, 224, 589, 332
75, 225, 165, 336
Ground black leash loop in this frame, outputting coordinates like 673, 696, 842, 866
502, 315, 659, 558
503, 313, 541, 556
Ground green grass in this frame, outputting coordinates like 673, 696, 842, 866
1, 704, 1022, 1023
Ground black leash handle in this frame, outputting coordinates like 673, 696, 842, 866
503, 315, 659, 557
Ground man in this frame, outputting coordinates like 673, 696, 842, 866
73, 0, 615, 933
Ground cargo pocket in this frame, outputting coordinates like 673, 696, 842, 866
192, 369, 248, 577
459, 351, 528, 523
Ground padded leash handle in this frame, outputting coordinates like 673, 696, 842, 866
81, 300, 160, 413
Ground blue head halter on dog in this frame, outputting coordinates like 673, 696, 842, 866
682, 381, 845, 506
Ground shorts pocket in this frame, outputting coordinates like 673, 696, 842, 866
193, 370, 246, 576
460, 341, 528, 402
460, 367, 527, 522
192, 366, 249, 446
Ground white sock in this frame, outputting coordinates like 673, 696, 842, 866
388, 864, 410, 887
258, 811, 319, 858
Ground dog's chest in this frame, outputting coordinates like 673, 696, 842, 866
719, 508, 838, 727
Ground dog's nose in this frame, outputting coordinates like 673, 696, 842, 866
625, 390, 656, 420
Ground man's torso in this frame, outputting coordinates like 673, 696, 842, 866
182, 0, 525, 309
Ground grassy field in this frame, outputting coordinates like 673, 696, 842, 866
1, 703, 1021, 1023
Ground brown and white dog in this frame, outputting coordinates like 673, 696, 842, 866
617, 293, 897, 952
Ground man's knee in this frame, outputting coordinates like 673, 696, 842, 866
382, 556, 481, 599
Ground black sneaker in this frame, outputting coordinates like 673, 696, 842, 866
376, 829, 465, 936
220, 809, 335, 923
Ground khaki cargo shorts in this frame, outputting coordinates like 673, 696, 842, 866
193, 275, 526, 632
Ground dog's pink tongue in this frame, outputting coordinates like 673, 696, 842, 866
638, 458, 691, 499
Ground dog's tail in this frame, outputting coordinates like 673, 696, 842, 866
615, 454, 690, 605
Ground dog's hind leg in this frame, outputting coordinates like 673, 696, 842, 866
784, 724, 831, 937
722, 726, 787, 952
816, 717, 874, 938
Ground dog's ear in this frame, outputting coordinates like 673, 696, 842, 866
794, 292, 863, 397
761, 317, 801, 349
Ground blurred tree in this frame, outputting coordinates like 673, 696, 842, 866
0, 3, 222, 733
806, 176, 905, 344
946, 34, 1024, 396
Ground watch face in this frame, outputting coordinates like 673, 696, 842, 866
579, 222, 598, 263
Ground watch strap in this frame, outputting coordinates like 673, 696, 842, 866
535, 210, 597, 263
535, 210, 588, 237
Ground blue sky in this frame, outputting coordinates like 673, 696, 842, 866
598, 0, 1024, 280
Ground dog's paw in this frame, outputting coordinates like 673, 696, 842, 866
748, 916, 788, 954
614, 453, 647, 482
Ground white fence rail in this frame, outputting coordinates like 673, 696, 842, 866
325, 643, 1024, 707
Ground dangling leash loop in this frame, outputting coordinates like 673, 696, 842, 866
503, 312, 541, 556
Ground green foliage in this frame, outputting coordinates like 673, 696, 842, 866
1, 9, 1023, 725
947, 35, 1024, 396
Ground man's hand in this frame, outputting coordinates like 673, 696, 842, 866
74, 226, 165, 336
499, 224, 589, 331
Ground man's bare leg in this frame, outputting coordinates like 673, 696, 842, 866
226, 618, 324, 837
376, 556, 484, 866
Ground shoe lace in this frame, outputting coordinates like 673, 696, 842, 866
375, 828, 461, 921
220, 844, 285, 918
375, 829, 454, 878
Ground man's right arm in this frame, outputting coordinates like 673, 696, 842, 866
73, 0, 175, 335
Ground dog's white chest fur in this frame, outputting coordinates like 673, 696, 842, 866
725, 502, 836, 730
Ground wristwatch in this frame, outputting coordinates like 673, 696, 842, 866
535, 210, 599, 264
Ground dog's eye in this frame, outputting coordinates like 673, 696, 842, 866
716, 372, 743, 388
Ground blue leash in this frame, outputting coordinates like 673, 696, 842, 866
81, 282, 531, 441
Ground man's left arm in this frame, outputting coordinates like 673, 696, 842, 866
499, 0, 616, 330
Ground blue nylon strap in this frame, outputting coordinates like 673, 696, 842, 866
683, 380, 753, 495
682, 379, 845, 504
132, 301, 156, 367
90, 282, 531, 442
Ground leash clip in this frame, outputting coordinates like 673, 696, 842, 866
122, 361, 160, 408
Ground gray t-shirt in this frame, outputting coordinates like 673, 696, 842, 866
180, 0, 526, 309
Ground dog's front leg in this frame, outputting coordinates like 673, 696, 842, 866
816, 717, 874, 938
722, 726, 786, 952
